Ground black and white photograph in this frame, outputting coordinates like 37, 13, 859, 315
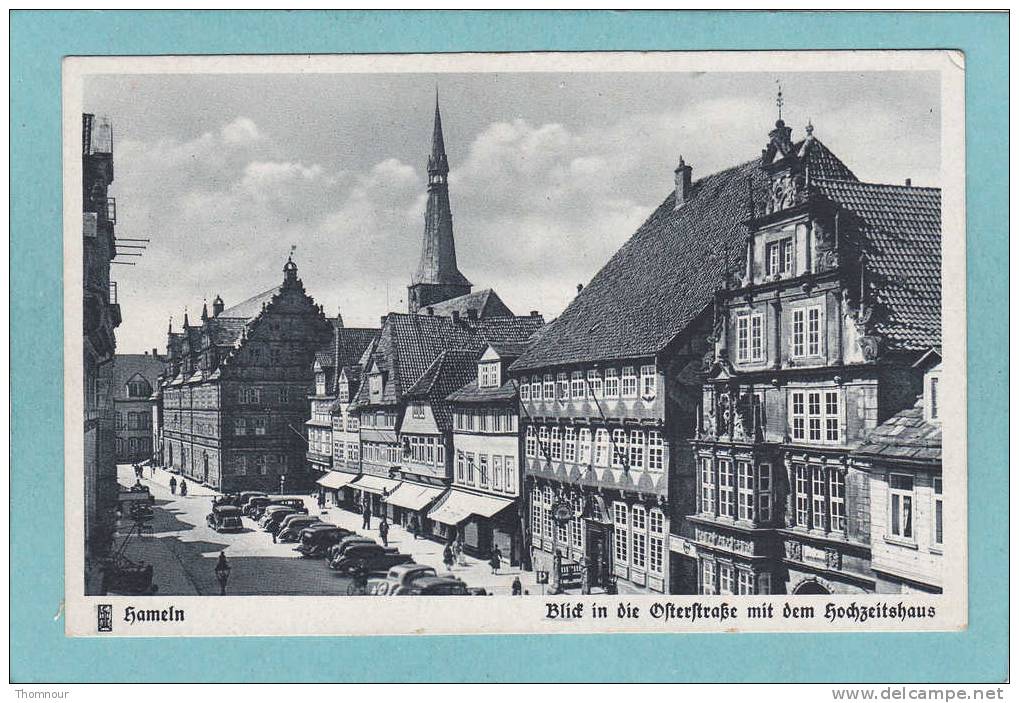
67, 50, 965, 636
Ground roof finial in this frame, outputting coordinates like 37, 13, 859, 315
805, 118, 814, 137
168, 315, 173, 334
775, 80, 784, 123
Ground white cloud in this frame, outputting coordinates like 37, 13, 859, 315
221, 116, 261, 144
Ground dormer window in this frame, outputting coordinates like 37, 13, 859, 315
369, 373, 383, 401
338, 381, 350, 404
927, 374, 941, 422
315, 371, 326, 396
479, 362, 500, 389
766, 238, 794, 277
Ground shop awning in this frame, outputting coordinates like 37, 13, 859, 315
316, 471, 358, 490
349, 475, 401, 496
385, 482, 445, 512
427, 489, 516, 526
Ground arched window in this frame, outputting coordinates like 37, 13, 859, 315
126, 375, 152, 398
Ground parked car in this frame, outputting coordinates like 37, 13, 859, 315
327, 534, 377, 562
261, 506, 306, 532
367, 564, 439, 595
397, 576, 476, 596
243, 496, 274, 518
206, 505, 244, 533
329, 544, 413, 575
295, 525, 353, 558
276, 516, 327, 543
216, 491, 265, 509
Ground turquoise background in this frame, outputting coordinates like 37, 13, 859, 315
10, 11, 1008, 682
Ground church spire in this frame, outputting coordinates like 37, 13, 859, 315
409, 93, 472, 313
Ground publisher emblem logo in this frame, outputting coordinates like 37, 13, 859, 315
97, 604, 113, 632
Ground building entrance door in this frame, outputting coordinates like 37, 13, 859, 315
586, 522, 607, 588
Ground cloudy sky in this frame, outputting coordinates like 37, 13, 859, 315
86, 69, 940, 353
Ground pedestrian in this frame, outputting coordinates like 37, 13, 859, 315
512, 576, 522, 595
169, 476, 177, 495
317, 490, 326, 510
151, 464, 155, 478
489, 546, 503, 574
442, 543, 455, 571
379, 517, 389, 547
408, 514, 420, 540
454, 539, 466, 567
361, 500, 371, 530
179, 479, 188, 497
272, 526, 277, 543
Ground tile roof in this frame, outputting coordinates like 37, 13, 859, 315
513, 133, 938, 371
352, 313, 544, 410
216, 286, 281, 320
446, 378, 518, 404
335, 327, 380, 373
204, 317, 249, 347
111, 353, 166, 401
417, 288, 514, 319
854, 398, 941, 463
814, 178, 941, 351
404, 349, 482, 433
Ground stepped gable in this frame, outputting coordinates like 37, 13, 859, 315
814, 178, 942, 351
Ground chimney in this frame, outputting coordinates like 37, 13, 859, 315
426, 306, 434, 316
380, 315, 388, 326
576, 283, 584, 294
452, 310, 460, 324
674, 156, 693, 210
152, 348, 158, 358
466, 309, 478, 321
530, 310, 540, 317
905, 178, 912, 187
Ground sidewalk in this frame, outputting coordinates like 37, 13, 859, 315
140, 463, 217, 497
315, 503, 542, 596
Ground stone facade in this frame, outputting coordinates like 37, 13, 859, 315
159, 259, 333, 493
112, 352, 164, 463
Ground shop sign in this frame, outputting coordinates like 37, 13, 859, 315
551, 502, 575, 525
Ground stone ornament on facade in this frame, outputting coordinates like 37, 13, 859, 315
784, 539, 802, 561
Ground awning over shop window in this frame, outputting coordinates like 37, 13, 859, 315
316, 471, 358, 490
427, 489, 515, 526
349, 474, 401, 496
385, 482, 445, 512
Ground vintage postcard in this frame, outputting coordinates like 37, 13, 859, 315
64, 49, 965, 637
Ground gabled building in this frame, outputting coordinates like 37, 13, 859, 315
159, 258, 334, 492
112, 351, 164, 463
441, 341, 531, 564
690, 118, 941, 596
852, 349, 943, 594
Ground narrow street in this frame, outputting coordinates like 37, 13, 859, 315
116, 464, 539, 596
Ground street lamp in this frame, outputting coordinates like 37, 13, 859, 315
214, 551, 231, 596
279, 474, 285, 495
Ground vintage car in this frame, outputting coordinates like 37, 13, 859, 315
329, 544, 413, 575
118, 484, 156, 522
215, 491, 265, 509
206, 505, 244, 533
260, 505, 306, 531
326, 534, 377, 562
366, 564, 439, 595
295, 525, 353, 558
243, 496, 274, 518
250, 496, 308, 520
396, 576, 476, 596
275, 515, 327, 542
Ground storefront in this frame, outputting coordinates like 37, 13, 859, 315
315, 470, 359, 508
383, 480, 445, 535
427, 488, 516, 556
348, 474, 401, 519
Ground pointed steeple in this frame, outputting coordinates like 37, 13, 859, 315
409, 93, 472, 313
167, 316, 173, 335
183, 308, 190, 329
201, 299, 209, 322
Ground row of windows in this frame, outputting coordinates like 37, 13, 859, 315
235, 453, 289, 476
612, 501, 666, 575
233, 417, 267, 436
733, 305, 823, 364
793, 464, 847, 533
331, 415, 360, 433
238, 386, 293, 405
404, 435, 446, 467
699, 458, 773, 523
115, 437, 151, 455
360, 412, 396, 429
115, 411, 151, 430
332, 440, 360, 463
456, 451, 517, 493
525, 426, 665, 472
519, 365, 657, 403
478, 361, 501, 389
453, 408, 518, 434
363, 442, 400, 465
308, 427, 332, 456
700, 558, 772, 595
531, 488, 584, 549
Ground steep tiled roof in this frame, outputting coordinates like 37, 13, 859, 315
217, 286, 281, 319
205, 317, 249, 347
405, 349, 481, 433
447, 378, 518, 404
417, 288, 514, 319
814, 178, 941, 351
512, 157, 769, 371
335, 327, 380, 373
112, 353, 165, 401
353, 313, 544, 410
854, 398, 941, 463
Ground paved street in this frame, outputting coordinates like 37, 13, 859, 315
116, 464, 542, 596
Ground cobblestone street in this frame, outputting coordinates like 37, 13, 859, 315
117, 464, 542, 596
